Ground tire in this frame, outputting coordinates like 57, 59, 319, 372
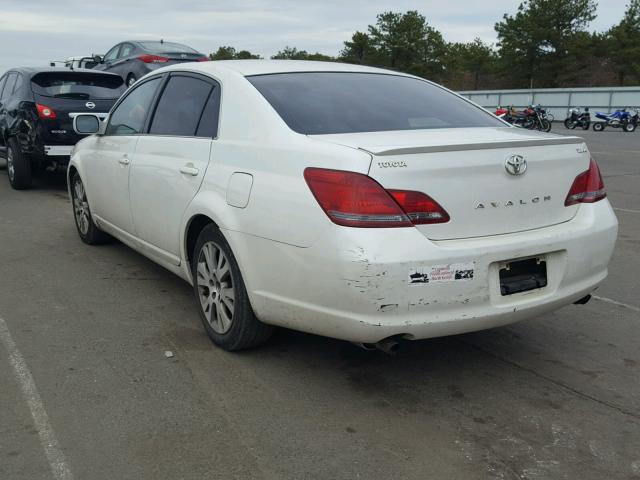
541, 119, 552, 132
6, 138, 32, 190
126, 74, 136, 88
191, 224, 273, 351
564, 118, 575, 129
70, 172, 111, 244
623, 122, 636, 133
593, 123, 605, 132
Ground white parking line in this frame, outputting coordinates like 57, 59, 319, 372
592, 295, 640, 313
0, 315, 74, 480
613, 207, 640, 214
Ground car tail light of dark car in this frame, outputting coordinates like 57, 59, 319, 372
36, 103, 57, 119
138, 54, 169, 63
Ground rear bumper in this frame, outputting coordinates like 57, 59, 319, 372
226, 200, 618, 343
44, 145, 73, 156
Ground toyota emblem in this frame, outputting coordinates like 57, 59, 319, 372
85, 102, 96, 109
505, 155, 527, 176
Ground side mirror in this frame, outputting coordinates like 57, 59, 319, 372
73, 114, 103, 135
92, 55, 104, 64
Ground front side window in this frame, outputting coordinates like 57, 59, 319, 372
149, 76, 214, 137
248, 72, 504, 135
104, 45, 120, 62
106, 77, 161, 136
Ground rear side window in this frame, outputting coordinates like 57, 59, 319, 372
248, 72, 504, 135
31, 72, 125, 100
2, 73, 17, 100
120, 44, 135, 58
106, 77, 161, 136
12, 73, 24, 94
0, 76, 7, 99
196, 87, 221, 137
149, 76, 215, 137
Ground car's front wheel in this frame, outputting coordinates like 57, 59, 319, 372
71, 172, 111, 244
6, 138, 32, 190
192, 224, 273, 351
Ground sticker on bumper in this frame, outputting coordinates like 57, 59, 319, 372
409, 262, 475, 285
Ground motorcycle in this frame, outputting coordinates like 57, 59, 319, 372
564, 107, 591, 130
593, 108, 638, 132
496, 105, 551, 132
524, 105, 552, 132
495, 106, 525, 126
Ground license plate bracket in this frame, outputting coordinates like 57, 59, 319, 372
499, 257, 547, 296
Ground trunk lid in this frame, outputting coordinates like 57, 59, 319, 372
33, 95, 116, 145
313, 127, 589, 240
161, 52, 206, 62
30, 71, 124, 145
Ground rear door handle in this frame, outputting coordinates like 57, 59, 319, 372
118, 155, 130, 166
179, 165, 199, 176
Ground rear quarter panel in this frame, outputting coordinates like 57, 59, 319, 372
181, 70, 373, 254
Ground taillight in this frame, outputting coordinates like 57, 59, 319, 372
138, 54, 169, 63
304, 168, 449, 228
36, 103, 57, 119
197, 57, 210, 62
388, 190, 450, 224
565, 158, 606, 206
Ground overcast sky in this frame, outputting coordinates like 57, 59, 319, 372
0, 0, 628, 75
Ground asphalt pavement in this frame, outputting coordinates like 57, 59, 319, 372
0, 128, 639, 480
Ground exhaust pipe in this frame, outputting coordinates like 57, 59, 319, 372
376, 337, 402, 355
352, 337, 403, 355
574, 294, 592, 305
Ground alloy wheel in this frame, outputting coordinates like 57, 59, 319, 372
73, 177, 90, 235
196, 241, 235, 334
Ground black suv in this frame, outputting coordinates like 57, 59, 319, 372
0, 67, 125, 189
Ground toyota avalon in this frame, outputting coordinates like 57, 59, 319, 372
68, 61, 618, 351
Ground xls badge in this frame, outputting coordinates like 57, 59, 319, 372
505, 154, 527, 176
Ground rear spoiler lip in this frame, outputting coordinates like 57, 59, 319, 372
359, 136, 585, 156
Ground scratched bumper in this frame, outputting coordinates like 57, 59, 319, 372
226, 200, 618, 343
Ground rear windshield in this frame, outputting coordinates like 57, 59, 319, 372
138, 41, 198, 54
248, 72, 504, 135
31, 72, 125, 100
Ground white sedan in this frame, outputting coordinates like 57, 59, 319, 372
69, 60, 618, 351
